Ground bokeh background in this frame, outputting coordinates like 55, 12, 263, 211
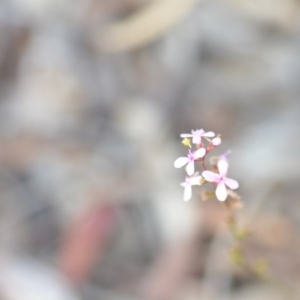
1, 0, 300, 299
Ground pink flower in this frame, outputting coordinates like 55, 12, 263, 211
180, 129, 215, 145
180, 175, 202, 201
174, 148, 206, 175
202, 160, 239, 201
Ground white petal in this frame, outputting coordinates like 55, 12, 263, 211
192, 136, 201, 144
218, 159, 228, 177
216, 182, 227, 201
193, 148, 206, 159
174, 157, 189, 168
186, 161, 194, 176
220, 150, 232, 160
180, 133, 193, 138
224, 177, 239, 189
183, 186, 192, 201
192, 129, 204, 136
202, 171, 220, 182
203, 131, 215, 137
189, 176, 202, 186
212, 137, 221, 146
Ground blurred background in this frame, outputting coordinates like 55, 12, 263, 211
1, 0, 300, 299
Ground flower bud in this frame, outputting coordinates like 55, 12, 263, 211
212, 136, 221, 146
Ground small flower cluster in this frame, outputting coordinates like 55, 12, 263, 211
174, 129, 239, 202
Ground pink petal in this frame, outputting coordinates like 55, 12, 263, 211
192, 136, 201, 144
186, 161, 195, 176
219, 150, 231, 162
203, 131, 215, 137
218, 159, 228, 177
202, 170, 220, 182
193, 148, 206, 159
212, 137, 221, 146
216, 182, 227, 201
180, 133, 193, 138
189, 176, 202, 186
183, 185, 192, 201
224, 177, 239, 189
174, 157, 189, 168
192, 129, 204, 135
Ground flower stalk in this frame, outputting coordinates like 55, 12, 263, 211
174, 128, 269, 281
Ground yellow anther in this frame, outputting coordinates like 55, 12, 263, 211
182, 138, 191, 148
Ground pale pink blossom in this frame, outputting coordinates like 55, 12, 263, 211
180, 129, 215, 145
174, 148, 206, 175
212, 137, 221, 146
180, 175, 202, 201
202, 159, 239, 201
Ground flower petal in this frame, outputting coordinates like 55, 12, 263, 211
186, 161, 195, 176
192, 136, 201, 144
192, 129, 204, 134
180, 133, 193, 138
224, 177, 239, 189
218, 159, 228, 177
216, 182, 227, 201
193, 148, 206, 159
219, 150, 232, 162
183, 185, 192, 201
202, 170, 220, 182
203, 131, 215, 137
189, 176, 202, 186
174, 157, 189, 168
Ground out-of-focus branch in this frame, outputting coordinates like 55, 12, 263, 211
98, 0, 199, 52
